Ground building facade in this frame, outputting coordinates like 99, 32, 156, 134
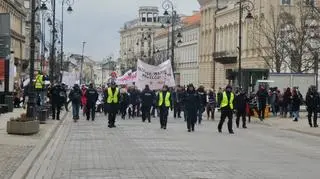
119, 6, 163, 74
0, 0, 26, 80
24, 0, 41, 72
175, 12, 200, 87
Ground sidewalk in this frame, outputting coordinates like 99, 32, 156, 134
250, 112, 320, 137
0, 108, 68, 179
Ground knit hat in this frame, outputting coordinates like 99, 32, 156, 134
226, 85, 232, 90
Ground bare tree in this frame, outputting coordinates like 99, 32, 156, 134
252, 2, 320, 73
251, 5, 287, 73
280, 1, 320, 73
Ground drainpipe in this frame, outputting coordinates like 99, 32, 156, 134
213, 0, 220, 90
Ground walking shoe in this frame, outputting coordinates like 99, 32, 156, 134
315, 124, 319, 128
243, 125, 247, 129
229, 131, 234, 134
218, 128, 222, 133
188, 129, 191, 132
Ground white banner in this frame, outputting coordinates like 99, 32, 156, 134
62, 71, 80, 87
136, 59, 175, 90
116, 70, 137, 85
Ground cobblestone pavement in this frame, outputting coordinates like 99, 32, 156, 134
0, 144, 33, 179
28, 113, 320, 179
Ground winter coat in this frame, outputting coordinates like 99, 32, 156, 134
183, 90, 200, 113
291, 94, 301, 112
306, 91, 320, 110
140, 89, 155, 107
68, 86, 82, 104
81, 88, 87, 106
235, 93, 248, 112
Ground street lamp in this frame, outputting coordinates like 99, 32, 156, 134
27, 0, 48, 118
60, 0, 74, 82
161, 0, 183, 73
79, 41, 86, 85
238, 0, 254, 88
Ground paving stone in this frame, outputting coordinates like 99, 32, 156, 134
0, 144, 33, 179
29, 113, 320, 179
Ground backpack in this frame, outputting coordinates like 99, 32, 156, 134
59, 91, 66, 99
73, 90, 81, 100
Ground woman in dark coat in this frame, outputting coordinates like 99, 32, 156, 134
282, 87, 292, 118
291, 88, 301, 122
183, 84, 200, 132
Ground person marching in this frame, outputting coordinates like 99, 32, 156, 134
119, 87, 129, 119
105, 81, 120, 128
157, 85, 172, 130
81, 85, 87, 117
141, 85, 155, 123
34, 70, 45, 106
218, 85, 235, 134
85, 83, 98, 121
69, 84, 82, 121
50, 82, 66, 120
183, 84, 200, 132
235, 88, 248, 129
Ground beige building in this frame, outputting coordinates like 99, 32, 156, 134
119, 6, 163, 73
0, 0, 26, 79
199, 0, 318, 90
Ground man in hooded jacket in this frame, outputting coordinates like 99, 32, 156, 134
218, 85, 235, 134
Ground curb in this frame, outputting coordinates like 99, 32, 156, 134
10, 111, 69, 179
283, 128, 320, 137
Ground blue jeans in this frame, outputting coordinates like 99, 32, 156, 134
292, 111, 299, 120
72, 102, 80, 119
197, 107, 205, 124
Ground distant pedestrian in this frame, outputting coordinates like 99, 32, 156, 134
197, 86, 207, 124
206, 89, 216, 120
69, 84, 82, 121
291, 88, 301, 122
235, 88, 248, 129
81, 85, 87, 117
85, 83, 98, 121
306, 86, 319, 127
183, 84, 200, 132
140, 85, 155, 123
50, 83, 66, 120
105, 81, 120, 128
256, 85, 268, 121
218, 85, 235, 134
157, 85, 172, 130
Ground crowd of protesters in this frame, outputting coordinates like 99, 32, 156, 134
18, 72, 319, 133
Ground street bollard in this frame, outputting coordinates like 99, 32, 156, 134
38, 109, 47, 124
4, 95, 13, 112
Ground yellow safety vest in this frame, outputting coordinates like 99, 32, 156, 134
158, 92, 171, 107
107, 87, 119, 104
220, 91, 234, 109
35, 75, 43, 89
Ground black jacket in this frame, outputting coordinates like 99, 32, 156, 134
68, 86, 82, 103
306, 91, 319, 110
85, 87, 98, 104
197, 91, 207, 107
50, 84, 66, 104
140, 89, 155, 107
183, 90, 200, 112
235, 93, 248, 112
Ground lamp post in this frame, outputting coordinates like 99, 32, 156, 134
79, 41, 86, 85
40, 10, 52, 72
49, 0, 56, 84
238, 0, 254, 88
27, 0, 48, 118
161, 0, 182, 73
60, 0, 74, 82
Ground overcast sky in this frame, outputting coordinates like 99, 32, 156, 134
56, 0, 199, 62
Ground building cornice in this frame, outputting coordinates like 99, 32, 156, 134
4, 0, 26, 17
11, 29, 26, 42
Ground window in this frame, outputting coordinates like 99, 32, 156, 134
281, 0, 291, 5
